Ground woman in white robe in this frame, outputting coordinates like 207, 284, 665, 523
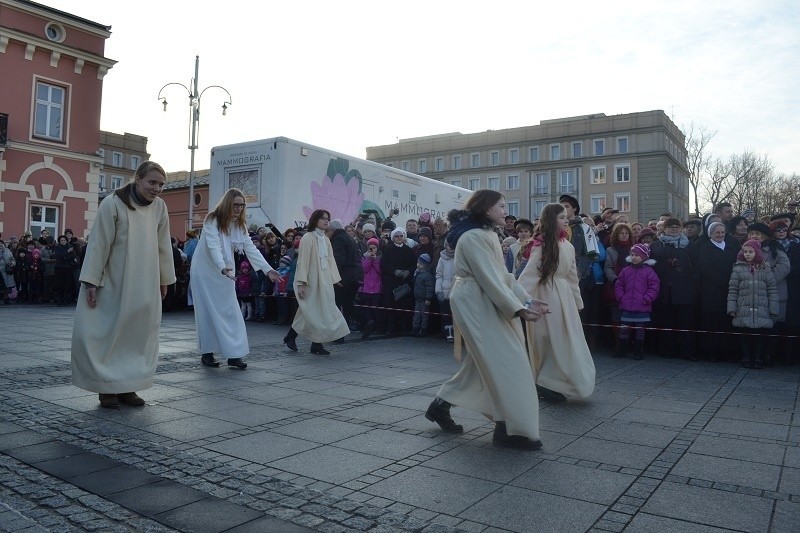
190, 188, 280, 369
518, 203, 596, 400
283, 209, 349, 355
426, 190, 548, 451
71, 162, 176, 409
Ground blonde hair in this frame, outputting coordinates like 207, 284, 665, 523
206, 188, 247, 234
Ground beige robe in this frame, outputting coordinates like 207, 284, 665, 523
518, 239, 595, 398
437, 229, 541, 439
292, 231, 350, 343
71, 194, 176, 393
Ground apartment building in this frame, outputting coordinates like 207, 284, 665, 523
366, 110, 689, 223
97, 131, 150, 193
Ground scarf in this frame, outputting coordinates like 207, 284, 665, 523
659, 233, 689, 249
130, 186, 152, 207
446, 216, 483, 249
314, 228, 329, 270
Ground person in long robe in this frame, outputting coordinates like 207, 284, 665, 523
190, 188, 280, 369
518, 203, 596, 401
426, 190, 548, 451
71, 162, 176, 409
283, 209, 349, 355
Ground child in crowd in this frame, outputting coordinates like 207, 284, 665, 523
359, 237, 382, 339
613, 243, 660, 359
412, 253, 435, 337
273, 254, 292, 325
506, 219, 535, 278
727, 239, 778, 369
435, 242, 455, 342
235, 261, 257, 320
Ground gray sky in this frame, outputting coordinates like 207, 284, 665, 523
43, 0, 800, 175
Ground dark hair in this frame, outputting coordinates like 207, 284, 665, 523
308, 209, 331, 230
683, 219, 702, 228
559, 194, 580, 213
463, 189, 504, 222
728, 215, 747, 233
713, 202, 732, 214
536, 204, 565, 287
115, 161, 166, 210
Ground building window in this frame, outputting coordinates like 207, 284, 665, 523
30, 205, 59, 237
558, 170, 575, 193
594, 139, 605, 156
470, 153, 480, 168
490, 151, 500, 166
418, 159, 427, 173
615, 193, 631, 212
392, 189, 399, 199
34, 82, 66, 141
617, 137, 628, 154
97, 148, 105, 158
401, 161, 410, 172
534, 172, 549, 195
469, 178, 480, 191
488, 176, 500, 191
507, 201, 520, 218
506, 174, 520, 190
45, 22, 66, 42
98, 173, 106, 191
410, 192, 417, 202
590, 194, 607, 214
667, 163, 673, 183
130, 155, 141, 170
452, 154, 462, 170
450, 178, 462, 187
572, 141, 582, 158
509, 148, 519, 165
434, 157, 444, 172
590, 166, 606, 185
111, 175, 123, 190
550, 144, 561, 161
615, 164, 630, 183
533, 200, 547, 218
529, 146, 540, 162
112, 151, 123, 167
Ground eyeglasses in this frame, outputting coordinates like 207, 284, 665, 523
232, 203, 246, 208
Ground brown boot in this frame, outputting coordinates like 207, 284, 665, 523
99, 393, 119, 409
118, 392, 145, 406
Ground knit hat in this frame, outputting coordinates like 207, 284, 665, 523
381, 220, 396, 232
367, 237, 380, 247
279, 255, 292, 268
636, 227, 656, 242
630, 243, 650, 260
418, 227, 433, 239
747, 222, 772, 239
390, 228, 406, 239
419, 212, 432, 224
418, 253, 432, 265
737, 239, 764, 263
741, 208, 755, 219
707, 221, 726, 238
362, 223, 376, 233
240, 261, 250, 270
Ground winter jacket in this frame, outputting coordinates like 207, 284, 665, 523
435, 252, 455, 299
727, 261, 778, 329
650, 238, 698, 305
360, 254, 382, 294
381, 243, 416, 293
761, 242, 791, 322
235, 270, 257, 298
693, 238, 739, 316
413, 267, 435, 301
614, 258, 660, 312
330, 228, 363, 285
604, 245, 631, 284
591, 240, 607, 284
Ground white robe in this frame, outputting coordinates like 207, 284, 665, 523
291, 231, 350, 343
518, 239, 596, 398
71, 194, 176, 393
190, 219, 275, 358
436, 229, 541, 440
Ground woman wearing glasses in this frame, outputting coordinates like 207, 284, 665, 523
190, 188, 280, 369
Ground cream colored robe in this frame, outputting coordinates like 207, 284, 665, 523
437, 229, 541, 440
292, 231, 350, 343
518, 239, 595, 398
71, 194, 176, 393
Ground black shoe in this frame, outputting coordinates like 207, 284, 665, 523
227, 358, 247, 370
492, 422, 543, 450
424, 397, 463, 433
361, 321, 375, 340
536, 385, 566, 402
283, 334, 298, 352
201, 353, 220, 367
310, 343, 330, 355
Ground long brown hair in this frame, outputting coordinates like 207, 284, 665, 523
537, 203, 565, 286
463, 189, 503, 222
115, 161, 166, 210
206, 188, 247, 235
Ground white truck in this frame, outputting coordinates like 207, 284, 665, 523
208, 137, 471, 232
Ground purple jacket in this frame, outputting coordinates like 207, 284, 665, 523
615, 259, 660, 312
360, 254, 382, 294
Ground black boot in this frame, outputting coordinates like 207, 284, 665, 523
201, 353, 220, 367
740, 343, 751, 368
753, 344, 764, 369
227, 358, 247, 370
536, 385, 566, 402
492, 421, 542, 450
310, 343, 330, 355
425, 397, 463, 433
283, 328, 298, 352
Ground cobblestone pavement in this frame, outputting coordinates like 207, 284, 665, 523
1, 304, 800, 532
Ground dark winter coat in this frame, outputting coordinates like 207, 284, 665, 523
727, 261, 778, 329
649, 238, 698, 305
413, 266, 435, 300
381, 243, 416, 292
761, 242, 791, 322
330, 228, 363, 285
614, 258, 660, 312
694, 238, 740, 317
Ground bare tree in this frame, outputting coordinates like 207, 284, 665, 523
684, 123, 716, 215
725, 151, 774, 214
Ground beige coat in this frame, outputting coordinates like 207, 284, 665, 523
292, 230, 350, 343
437, 228, 541, 439
71, 195, 175, 393
518, 239, 595, 398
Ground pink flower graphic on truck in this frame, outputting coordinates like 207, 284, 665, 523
302, 159, 365, 223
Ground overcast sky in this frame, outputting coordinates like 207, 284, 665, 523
42, 0, 799, 176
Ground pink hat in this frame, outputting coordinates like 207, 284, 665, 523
240, 260, 250, 269
630, 243, 650, 260
737, 239, 764, 263
367, 237, 380, 247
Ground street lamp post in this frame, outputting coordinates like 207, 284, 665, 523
157, 55, 232, 231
